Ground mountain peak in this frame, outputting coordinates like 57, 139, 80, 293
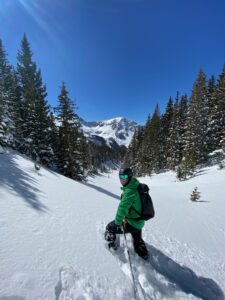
81, 117, 138, 148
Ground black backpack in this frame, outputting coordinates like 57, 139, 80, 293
130, 183, 155, 221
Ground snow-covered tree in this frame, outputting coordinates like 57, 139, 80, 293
215, 65, 225, 149
206, 75, 217, 152
0, 39, 19, 147
182, 69, 208, 174
159, 96, 174, 170
54, 82, 90, 181
17, 34, 54, 165
124, 125, 145, 176
169, 94, 188, 170
190, 187, 201, 202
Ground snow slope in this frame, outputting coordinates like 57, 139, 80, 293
0, 150, 225, 300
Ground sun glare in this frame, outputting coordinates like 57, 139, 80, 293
18, 0, 44, 28
17, 0, 58, 43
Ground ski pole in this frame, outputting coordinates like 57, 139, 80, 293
122, 224, 138, 300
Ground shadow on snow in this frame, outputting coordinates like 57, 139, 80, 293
83, 182, 120, 201
0, 152, 48, 212
147, 244, 224, 300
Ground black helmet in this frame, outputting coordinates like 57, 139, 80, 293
119, 167, 133, 178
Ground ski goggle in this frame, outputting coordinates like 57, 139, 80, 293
119, 174, 129, 180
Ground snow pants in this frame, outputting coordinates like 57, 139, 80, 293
104, 220, 142, 244
105, 220, 148, 258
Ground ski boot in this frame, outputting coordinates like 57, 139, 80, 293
134, 239, 149, 260
108, 234, 120, 251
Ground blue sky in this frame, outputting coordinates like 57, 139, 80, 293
1, 0, 225, 124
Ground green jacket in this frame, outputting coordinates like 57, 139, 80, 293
115, 177, 145, 230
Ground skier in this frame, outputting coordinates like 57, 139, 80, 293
105, 167, 149, 260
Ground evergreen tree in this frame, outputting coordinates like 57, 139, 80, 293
220, 128, 225, 154
190, 187, 201, 202
169, 94, 188, 173
17, 34, 53, 165
133, 125, 145, 175
167, 93, 180, 169
32, 69, 54, 165
48, 112, 60, 168
124, 125, 144, 175
206, 75, 217, 152
0, 39, 19, 148
151, 105, 161, 172
139, 114, 154, 175
176, 95, 188, 162
214, 64, 225, 149
54, 82, 89, 181
142, 105, 161, 173
10, 69, 24, 148
159, 96, 174, 169
181, 69, 208, 176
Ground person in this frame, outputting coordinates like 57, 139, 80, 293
105, 167, 149, 260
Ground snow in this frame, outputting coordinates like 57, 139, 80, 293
0, 150, 225, 299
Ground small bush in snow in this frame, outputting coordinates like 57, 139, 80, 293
190, 187, 201, 202
34, 162, 41, 171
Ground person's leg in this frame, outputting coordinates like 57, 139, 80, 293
125, 223, 148, 259
105, 220, 123, 249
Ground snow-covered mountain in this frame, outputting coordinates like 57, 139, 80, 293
81, 117, 138, 148
1, 149, 225, 299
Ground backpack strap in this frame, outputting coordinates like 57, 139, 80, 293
128, 183, 149, 220
129, 206, 142, 220
130, 206, 141, 216
129, 185, 142, 219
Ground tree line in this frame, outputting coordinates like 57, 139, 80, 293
0, 34, 121, 181
124, 66, 225, 179
2, 34, 224, 181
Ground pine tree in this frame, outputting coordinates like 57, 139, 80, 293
159, 96, 174, 169
206, 75, 217, 152
190, 187, 201, 202
124, 125, 145, 176
220, 125, 225, 159
0, 39, 19, 148
17, 34, 39, 155
170, 94, 188, 173
17, 34, 54, 165
32, 68, 54, 166
177, 95, 188, 158
10, 69, 24, 148
48, 112, 60, 169
167, 93, 180, 169
181, 69, 208, 176
214, 64, 225, 149
151, 105, 161, 172
141, 105, 161, 173
133, 125, 145, 175
139, 114, 154, 175
0, 41, 5, 145
54, 82, 89, 181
